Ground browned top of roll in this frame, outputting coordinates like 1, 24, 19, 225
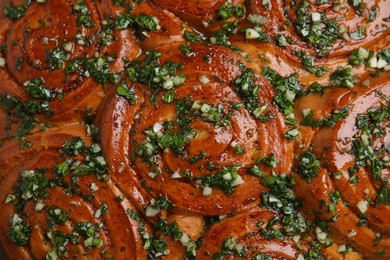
0, 0, 389, 259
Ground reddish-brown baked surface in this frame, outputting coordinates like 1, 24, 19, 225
0, 0, 389, 259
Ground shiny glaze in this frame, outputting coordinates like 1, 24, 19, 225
0, 0, 389, 259
198, 208, 303, 259
99, 42, 293, 216
0, 125, 147, 259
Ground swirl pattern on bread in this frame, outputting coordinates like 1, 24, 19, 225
0, 0, 389, 259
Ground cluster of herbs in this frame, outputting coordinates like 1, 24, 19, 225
126, 209, 171, 259
232, 67, 272, 122
5, 133, 110, 254
298, 151, 321, 182
65, 55, 120, 84
352, 102, 390, 205
6, 169, 104, 255
124, 50, 185, 95
115, 12, 160, 32
73, 1, 94, 28
308, 64, 356, 98
154, 218, 197, 256
197, 165, 242, 196
45, 222, 105, 258
295, 1, 339, 56
263, 66, 303, 119
216, 1, 245, 20
116, 80, 138, 104
0, 94, 53, 147
301, 107, 349, 128
190, 100, 231, 128
261, 174, 311, 240
134, 99, 196, 167
6, 169, 48, 245
247, 153, 280, 179
212, 236, 247, 259
46, 48, 70, 70
59, 137, 109, 179
3, 0, 32, 20
296, 51, 327, 77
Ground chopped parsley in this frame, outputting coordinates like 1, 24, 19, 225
65, 56, 119, 84
6, 169, 49, 246
261, 174, 310, 237
377, 184, 390, 205
134, 13, 161, 31
216, 1, 245, 20
197, 165, 243, 195
0, 94, 53, 144
298, 151, 321, 182
116, 80, 138, 104
301, 107, 349, 128
60, 138, 109, 177
348, 0, 365, 15
24, 78, 53, 100
213, 236, 247, 259
74, 222, 104, 248
351, 103, 389, 181
232, 68, 271, 121
348, 47, 374, 66
116, 13, 160, 32
329, 66, 355, 89
295, 1, 339, 56
154, 218, 196, 256
7, 214, 32, 246
73, 1, 94, 27
124, 50, 185, 90
191, 101, 231, 128
3, 0, 31, 20
296, 51, 327, 76
184, 31, 201, 43
47, 207, 68, 225
126, 209, 170, 257
46, 48, 69, 70
263, 66, 303, 116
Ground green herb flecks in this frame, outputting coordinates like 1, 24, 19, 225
190, 101, 231, 128
7, 214, 32, 246
3, 0, 31, 20
296, 51, 327, 76
216, 1, 245, 20
301, 107, 349, 128
298, 151, 321, 182
124, 50, 185, 91
0, 94, 53, 145
261, 174, 310, 237
65, 55, 119, 84
295, 1, 339, 56
154, 218, 196, 256
46, 48, 69, 70
212, 236, 247, 259
263, 66, 303, 116
232, 68, 271, 122
126, 209, 170, 258
352, 103, 389, 182
329, 65, 355, 89
73, 1, 94, 27
115, 12, 160, 32
197, 165, 244, 196
116, 80, 138, 104
24, 78, 53, 100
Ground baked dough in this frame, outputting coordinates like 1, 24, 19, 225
0, 0, 389, 259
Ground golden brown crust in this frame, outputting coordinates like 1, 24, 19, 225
0, 0, 389, 259
99, 42, 293, 216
